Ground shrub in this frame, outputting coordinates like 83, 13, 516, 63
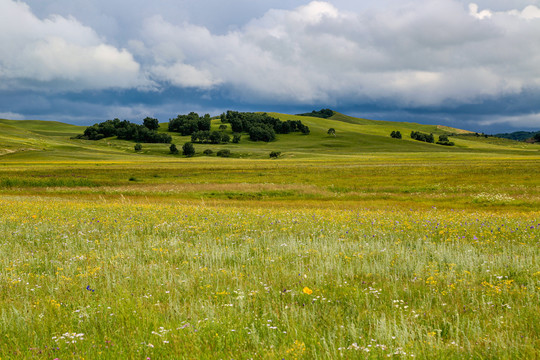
182, 142, 195, 157
232, 134, 241, 143
269, 151, 281, 158
221, 133, 230, 143
217, 149, 231, 157
203, 149, 213, 155
169, 144, 179, 154
219, 124, 227, 131
134, 143, 142, 151
390, 131, 402, 139
327, 128, 336, 136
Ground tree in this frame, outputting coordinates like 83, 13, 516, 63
170, 144, 179, 154
209, 131, 222, 144
534, 133, 540, 142
232, 134, 241, 143
269, 151, 281, 158
327, 128, 336, 137
438, 134, 449, 142
134, 143, 142, 152
182, 142, 195, 157
219, 124, 227, 131
221, 133, 230, 143
143, 117, 159, 131
391, 131, 402, 139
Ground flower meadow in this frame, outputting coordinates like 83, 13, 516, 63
0, 196, 538, 359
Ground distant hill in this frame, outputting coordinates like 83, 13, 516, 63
494, 130, 540, 142
1, 112, 538, 161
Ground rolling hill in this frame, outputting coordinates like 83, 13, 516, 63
0, 112, 538, 162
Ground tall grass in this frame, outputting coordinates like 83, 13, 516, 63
0, 197, 538, 358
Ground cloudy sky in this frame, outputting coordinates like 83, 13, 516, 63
1, 0, 539, 132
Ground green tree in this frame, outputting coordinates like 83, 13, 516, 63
134, 143, 142, 152
232, 134, 241, 143
327, 128, 336, 136
182, 142, 195, 157
209, 131, 222, 144
143, 117, 159, 131
170, 144, 179, 154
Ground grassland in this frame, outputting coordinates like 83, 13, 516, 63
0, 114, 539, 358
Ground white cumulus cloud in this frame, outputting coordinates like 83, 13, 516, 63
0, 0, 144, 90
132, 0, 540, 109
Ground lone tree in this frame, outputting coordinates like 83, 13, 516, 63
327, 128, 336, 137
390, 131, 402, 139
182, 142, 195, 157
143, 117, 159, 131
134, 143, 142, 152
169, 144, 179, 154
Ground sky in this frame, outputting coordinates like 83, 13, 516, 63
1, 0, 539, 133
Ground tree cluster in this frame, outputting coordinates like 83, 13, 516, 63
436, 134, 455, 146
191, 130, 231, 144
390, 130, 402, 139
298, 109, 334, 118
220, 111, 310, 142
410, 131, 434, 143
168, 112, 211, 136
77, 118, 171, 143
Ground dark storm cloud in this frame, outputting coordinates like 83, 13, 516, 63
1, 0, 539, 131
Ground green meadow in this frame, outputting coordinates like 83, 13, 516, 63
0, 113, 539, 358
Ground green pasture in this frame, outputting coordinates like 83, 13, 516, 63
0, 114, 538, 358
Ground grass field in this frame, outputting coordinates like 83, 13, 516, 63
0, 114, 539, 358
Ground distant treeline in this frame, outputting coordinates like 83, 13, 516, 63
297, 108, 334, 119
75, 110, 311, 144
409, 131, 454, 146
75, 118, 171, 143
494, 130, 540, 142
220, 111, 310, 142
168, 112, 212, 136
410, 131, 434, 143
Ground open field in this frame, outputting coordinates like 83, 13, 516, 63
0, 114, 539, 358
1, 196, 538, 359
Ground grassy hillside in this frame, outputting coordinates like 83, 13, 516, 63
0, 113, 538, 162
